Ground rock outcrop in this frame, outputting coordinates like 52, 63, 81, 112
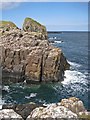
0, 18, 70, 83
0, 21, 18, 31
27, 97, 90, 120
27, 105, 78, 120
23, 17, 47, 34
2, 102, 42, 120
1, 97, 90, 120
0, 109, 23, 119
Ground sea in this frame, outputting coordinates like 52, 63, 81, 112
1, 32, 90, 110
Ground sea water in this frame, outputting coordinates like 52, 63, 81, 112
2, 32, 89, 110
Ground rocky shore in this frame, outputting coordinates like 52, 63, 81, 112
0, 97, 90, 120
0, 17, 70, 84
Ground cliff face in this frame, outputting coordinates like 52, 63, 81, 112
0, 17, 70, 83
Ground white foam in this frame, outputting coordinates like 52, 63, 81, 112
2, 86, 10, 92
62, 70, 87, 85
0, 97, 5, 109
59, 61, 88, 94
55, 41, 62, 44
68, 61, 82, 68
25, 93, 37, 99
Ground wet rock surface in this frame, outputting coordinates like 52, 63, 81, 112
0, 18, 70, 84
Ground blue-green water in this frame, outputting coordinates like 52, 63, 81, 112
2, 32, 89, 110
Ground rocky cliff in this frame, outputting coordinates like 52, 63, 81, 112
0, 17, 70, 84
1, 97, 90, 120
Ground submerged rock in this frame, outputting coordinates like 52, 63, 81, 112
0, 18, 70, 84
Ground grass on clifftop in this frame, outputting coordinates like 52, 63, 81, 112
24, 17, 45, 28
0, 21, 17, 28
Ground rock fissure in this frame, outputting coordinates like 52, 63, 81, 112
39, 53, 43, 82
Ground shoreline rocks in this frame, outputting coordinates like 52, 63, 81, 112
1, 97, 90, 120
0, 17, 70, 84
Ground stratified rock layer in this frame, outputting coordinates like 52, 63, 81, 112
0, 18, 70, 83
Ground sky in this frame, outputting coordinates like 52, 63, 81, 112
0, 2, 88, 31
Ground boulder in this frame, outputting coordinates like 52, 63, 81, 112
0, 109, 23, 119
60, 97, 86, 114
3, 102, 42, 120
27, 104, 78, 120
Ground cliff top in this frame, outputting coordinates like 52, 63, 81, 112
24, 17, 44, 27
0, 21, 17, 29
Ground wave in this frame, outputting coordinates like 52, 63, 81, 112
62, 70, 88, 85
2, 86, 10, 92
0, 97, 5, 109
53, 61, 88, 98
54, 41, 62, 44
68, 61, 82, 68
62, 61, 88, 85
25, 93, 37, 99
